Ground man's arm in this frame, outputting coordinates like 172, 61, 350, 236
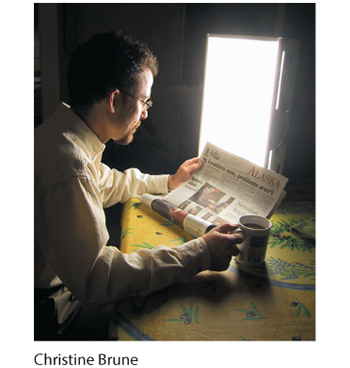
99, 164, 169, 208
35, 174, 243, 308
35, 176, 211, 307
99, 157, 202, 207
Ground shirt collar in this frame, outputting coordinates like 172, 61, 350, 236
54, 102, 105, 160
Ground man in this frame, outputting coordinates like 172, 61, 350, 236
34, 31, 243, 339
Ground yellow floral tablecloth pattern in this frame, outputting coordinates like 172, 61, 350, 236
109, 198, 315, 341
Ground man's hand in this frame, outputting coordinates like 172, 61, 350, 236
202, 223, 244, 272
168, 157, 203, 191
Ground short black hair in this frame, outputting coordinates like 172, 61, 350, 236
67, 31, 159, 107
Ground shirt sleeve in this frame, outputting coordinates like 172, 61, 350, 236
35, 176, 211, 307
98, 162, 169, 207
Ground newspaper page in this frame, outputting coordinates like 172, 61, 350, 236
161, 142, 288, 228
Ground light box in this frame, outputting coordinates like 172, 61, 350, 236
199, 34, 299, 173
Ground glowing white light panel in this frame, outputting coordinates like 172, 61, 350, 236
199, 35, 281, 167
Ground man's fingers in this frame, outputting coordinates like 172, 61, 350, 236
230, 243, 240, 256
230, 233, 244, 244
206, 223, 244, 244
187, 157, 200, 164
212, 222, 240, 234
185, 157, 202, 174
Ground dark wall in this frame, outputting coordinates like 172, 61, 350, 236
279, 4, 315, 185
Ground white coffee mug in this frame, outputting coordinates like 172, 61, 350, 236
235, 214, 272, 267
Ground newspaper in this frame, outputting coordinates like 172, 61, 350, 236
141, 142, 288, 238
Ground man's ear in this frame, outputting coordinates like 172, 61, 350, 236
108, 89, 119, 113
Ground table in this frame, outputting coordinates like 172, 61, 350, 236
109, 198, 315, 341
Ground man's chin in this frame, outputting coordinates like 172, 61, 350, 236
114, 133, 134, 146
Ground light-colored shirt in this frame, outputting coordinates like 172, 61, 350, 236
34, 103, 211, 307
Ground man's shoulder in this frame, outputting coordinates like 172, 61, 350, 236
35, 119, 90, 190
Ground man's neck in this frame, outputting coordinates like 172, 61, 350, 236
71, 104, 109, 144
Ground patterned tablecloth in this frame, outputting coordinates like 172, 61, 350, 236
109, 198, 315, 341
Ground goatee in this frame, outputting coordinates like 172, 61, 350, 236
114, 121, 141, 146
114, 133, 134, 146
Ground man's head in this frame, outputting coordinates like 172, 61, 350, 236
67, 31, 158, 145
67, 31, 158, 108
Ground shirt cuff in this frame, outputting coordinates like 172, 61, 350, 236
176, 237, 211, 279
147, 174, 170, 195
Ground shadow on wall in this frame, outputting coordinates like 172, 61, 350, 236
102, 117, 177, 175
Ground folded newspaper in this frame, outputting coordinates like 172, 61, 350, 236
141, 142, 288, 238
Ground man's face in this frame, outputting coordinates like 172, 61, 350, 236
113, 67, 154, 145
